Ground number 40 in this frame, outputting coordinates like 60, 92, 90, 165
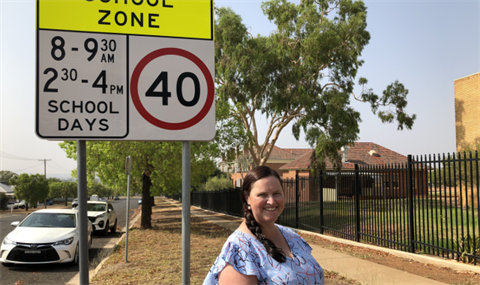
146, 72, 200, 107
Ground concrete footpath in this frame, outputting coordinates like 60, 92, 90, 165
189, 204, 478, 285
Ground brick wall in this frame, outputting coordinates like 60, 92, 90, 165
455, 72, 480, 152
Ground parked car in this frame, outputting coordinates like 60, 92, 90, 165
138, 198, 142, 204
0, 209, 93, 267
99, 197, 108, 202
71, 198, 78, 209
7, 200, 26, 210
114, 196, 119, 200
90, 195, 99, 201
86, 201, 117, 236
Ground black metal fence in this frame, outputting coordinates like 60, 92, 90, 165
175, 152, 480, 265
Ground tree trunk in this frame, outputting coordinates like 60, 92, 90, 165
150, 195, 155, 206
65, 197, 68, 206
141, 172, 152, 229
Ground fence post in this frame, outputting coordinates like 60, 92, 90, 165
354, 164, 361, 242
295, 174, 299, 229
319, 170, 324, 234
407, 155, 415, 253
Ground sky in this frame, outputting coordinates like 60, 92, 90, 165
0, 0, 479, 179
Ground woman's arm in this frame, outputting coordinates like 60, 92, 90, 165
218, 264, 258, 285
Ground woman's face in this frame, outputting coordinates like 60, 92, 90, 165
246, 176, 285, 226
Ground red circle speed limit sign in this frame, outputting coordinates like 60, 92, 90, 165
130, 47, 214, 131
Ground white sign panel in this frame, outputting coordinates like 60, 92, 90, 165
128, 37, 215, 140
37, 31, 129, 139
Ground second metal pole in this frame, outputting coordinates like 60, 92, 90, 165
77, 140, 89, 285
125, 156, 132, 262
182, 142, 191, 285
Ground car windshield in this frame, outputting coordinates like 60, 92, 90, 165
87, 203, 106, 211
20, 213, 76, 228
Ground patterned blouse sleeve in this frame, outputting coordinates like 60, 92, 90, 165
205, 234, 268, 284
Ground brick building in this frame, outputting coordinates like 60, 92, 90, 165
225, 142, 427, 201
455, 72, 480, 152
279, 142, 427, 201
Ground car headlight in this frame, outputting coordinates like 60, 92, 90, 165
53, 237, 74, 246
3, 237, 16, 245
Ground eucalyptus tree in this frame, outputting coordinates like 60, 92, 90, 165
59, 141, 218, 229
0, 171, 17, 184
215, 0, 416, 168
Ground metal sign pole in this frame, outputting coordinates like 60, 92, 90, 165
125, 156, 132, 262
77, 140, 89, 285
182, 142, 191, 285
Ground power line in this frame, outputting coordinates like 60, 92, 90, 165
50, 160, 73, 172
1, 151, 74, 174
11, 163, 45, 173
0, 151, 41, 161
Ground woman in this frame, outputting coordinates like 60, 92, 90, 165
204, 166, 324, 285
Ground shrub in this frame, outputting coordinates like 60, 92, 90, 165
0, 192, 8, 210
204, 177, 232, 191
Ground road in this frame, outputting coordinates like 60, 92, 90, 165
0, 197, 140, 285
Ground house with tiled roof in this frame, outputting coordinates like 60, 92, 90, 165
226, 142, 427, 200
280, 142, 408, 175
279, 142, 427, 201
225, 145, 311, 187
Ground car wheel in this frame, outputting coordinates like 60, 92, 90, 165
111, 219, 117, 233
102, 221, 109, 236
70, 244, 79, 266
2, 262, 13, 267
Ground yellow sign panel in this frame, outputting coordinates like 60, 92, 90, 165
37, 0, 214, 40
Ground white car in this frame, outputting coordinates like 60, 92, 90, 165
87, 201, 117, 236
0, 209, 93, 267
7, 200, 25, 210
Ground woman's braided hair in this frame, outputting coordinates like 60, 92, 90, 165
242, 166, 286, 263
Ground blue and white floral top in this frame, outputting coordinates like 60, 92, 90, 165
203, 224, 324, 285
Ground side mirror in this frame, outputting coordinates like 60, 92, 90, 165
108, 209, 111, 213
11, 221, 20, 227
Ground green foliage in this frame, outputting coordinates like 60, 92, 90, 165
215, 0, 415, 168
200, 176, 233, 191
49, 181, 77, 199
0, 192, 8, 210
11, 173, 49, 208
88, 181, 113, 198
0, 170, 17, 184
59, 141, 219, 196
454, 234, 480, 263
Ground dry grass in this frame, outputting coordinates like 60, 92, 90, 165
90, 198, 231, 285
91, 198, 357, 285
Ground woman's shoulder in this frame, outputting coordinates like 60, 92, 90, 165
276, 224, 299, 238
204, 229, 269, 284
276, 224, 312, 253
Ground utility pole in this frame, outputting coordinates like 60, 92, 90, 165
38, 158, 51, 208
